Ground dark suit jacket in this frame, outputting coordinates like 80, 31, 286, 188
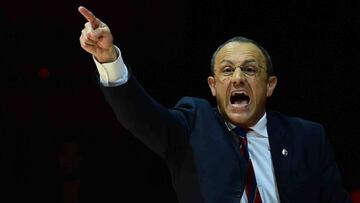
100, 75, 351, 203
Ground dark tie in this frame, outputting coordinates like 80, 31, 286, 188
233, 127, 262, 203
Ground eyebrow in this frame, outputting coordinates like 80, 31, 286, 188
220, 59, 258, 65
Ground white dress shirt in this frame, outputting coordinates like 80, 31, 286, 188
94, 46, 128, 87
93, 46, 280, 203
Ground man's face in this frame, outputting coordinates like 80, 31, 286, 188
208, 42, 277, 127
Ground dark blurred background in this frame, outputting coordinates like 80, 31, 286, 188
2, 0, 360, 202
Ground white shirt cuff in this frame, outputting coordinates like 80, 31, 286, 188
93, 46, 129, 87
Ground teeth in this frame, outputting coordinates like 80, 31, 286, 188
231, 91, 247, 96
230, 90, 250, 105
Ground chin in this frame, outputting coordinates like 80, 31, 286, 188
226, 113, 250, 126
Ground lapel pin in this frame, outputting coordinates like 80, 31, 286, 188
282, 149, 288, 156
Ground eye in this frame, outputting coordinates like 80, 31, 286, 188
222, 66, 234, 75
242, 65, 258, 75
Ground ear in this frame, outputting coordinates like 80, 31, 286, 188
207, 76, 216, 97
266, 76, 277, 97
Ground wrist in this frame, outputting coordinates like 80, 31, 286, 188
95, 46, 118, 63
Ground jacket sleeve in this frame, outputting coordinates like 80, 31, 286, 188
98, 74, 190, 160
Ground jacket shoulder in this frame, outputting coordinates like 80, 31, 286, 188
171, 96, 215, 129
267, 110, 324, 132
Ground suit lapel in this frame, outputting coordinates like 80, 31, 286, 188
267, 111, 292, 202
214, 109, 248, 186
214, 109, 248, 162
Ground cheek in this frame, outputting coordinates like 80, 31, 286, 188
215, 79, 230, 93
250, 82, 268, 97
214, 77, 228, 90
214, 84, 228, 101
217, 76, 230, 84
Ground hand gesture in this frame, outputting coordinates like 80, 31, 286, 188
78, 6, 117, 63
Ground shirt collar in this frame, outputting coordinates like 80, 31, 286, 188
225, 113, 268, 138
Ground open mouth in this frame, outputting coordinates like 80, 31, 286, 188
230, 92, 250, 106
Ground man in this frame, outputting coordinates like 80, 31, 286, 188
78, 6, 351, 203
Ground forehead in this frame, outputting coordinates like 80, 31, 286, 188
215, 42, 266, 65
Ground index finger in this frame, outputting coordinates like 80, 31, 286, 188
78, 6, 100, 28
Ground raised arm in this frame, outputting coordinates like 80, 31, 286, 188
77, 6, 189, 159
78, 6, 117, 63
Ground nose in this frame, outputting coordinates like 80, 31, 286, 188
231, 67, 246, 86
